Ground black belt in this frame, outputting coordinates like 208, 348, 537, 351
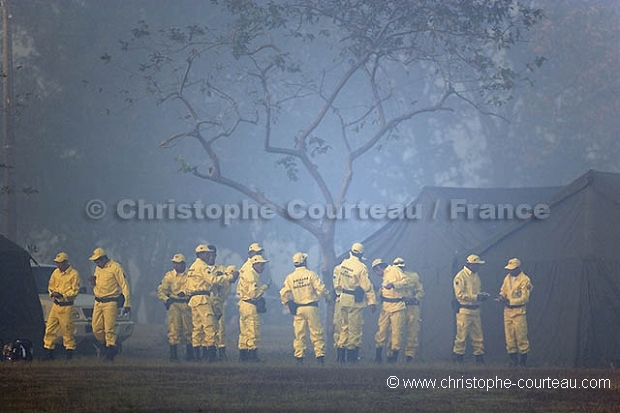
53, 300, 74, 306
381, 296, 403, 303
190, 290, 211, 297
404, 298, 419, 306
296, 301, 318, 307
95, 296, 119, 303
168, 297, 189, 303
506, 304, 525, 309
459, 304, 480, 310
342, 289, 357, 295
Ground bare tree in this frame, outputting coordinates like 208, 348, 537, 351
107, 0, 544, 337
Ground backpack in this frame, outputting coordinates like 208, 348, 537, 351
1, 339, 33, 362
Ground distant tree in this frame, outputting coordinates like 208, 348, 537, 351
107, 0, 544, 338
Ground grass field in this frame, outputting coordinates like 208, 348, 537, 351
2, 325, 619, 412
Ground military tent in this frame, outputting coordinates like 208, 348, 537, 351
0, 234, 44, 351
460, 170, 620, 367
347, 183, 559, 362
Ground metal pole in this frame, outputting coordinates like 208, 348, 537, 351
1, 0, 16, 240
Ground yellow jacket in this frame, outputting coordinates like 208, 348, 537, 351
280, 266, 328, 305
157, 269, 188, 302
48, 266, 80, 303
211, 264, 236, 309
379, 265, 410, 312
453, 266, 481, 314
333, 254, 376, 307
184, 258, 221, 307
237, 265, 268, 301
403, 271, 424, 302
499, 272, 532, 313
93, 260, 131, 307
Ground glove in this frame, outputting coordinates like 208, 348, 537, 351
383, 283, 394, 290
165, 299, 171, 310
494, 294, 508, 304
477, 292, 491, 301
51, 292, 63, 299
122, 307, 131, 317
177, 292, 186, 298
369, 304, 377, 313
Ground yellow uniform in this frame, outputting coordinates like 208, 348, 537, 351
43, 266, 80, 351
211, 264, 235, 351
157, 269, 192, 346
374, 265, 409, 357
280, 266, 328, 359
92, 260, 131, 347
237, 263, 269, 351
184, 258, 221, 349
333, 254, 376, 352
452, 266, 484, 356
403, 270, 424, 361
332, 267, 342, 349
499, 271, 533, 354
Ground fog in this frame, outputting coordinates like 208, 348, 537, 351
1, 0, 618, 324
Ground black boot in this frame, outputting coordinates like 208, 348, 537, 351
509, 353, 519, 367
475, 354, 485, 365
193, 346, 202, 361
387, 350, 399, 363
248, 348, 261, 362
336, 348, 346, 364
105, 345, 117, 361
43, 348, 54, 361
520, 353, 528, 367
65, 349, 74, 360
239, 349, 248, 362
406, 355, 414, 363
218, 347, 227, 361
453, 353, 464, 364
346, 348, 357, 364
374, 347, 383, 363
185, 344, 195, 361
316, 356, 324, 365
207, 345, 217, 362
295, 357, 304, 365
201, 346, 209, 361
169, 344, 179, 362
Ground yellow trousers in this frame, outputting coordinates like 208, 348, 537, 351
336, 306, 363, 349
43, 304, 76, 350
374, 308, 405, 351
167, 303, 192, 345
453, 311, 484, 355
404, 304, 421, 358
238, 300, 261, 350
214, 306, 227, 348
292, 305, 325, 358
333, 300, 342, 348
190, 302, 216, 347
504, 310, 529, 354
92, 301, 118, 346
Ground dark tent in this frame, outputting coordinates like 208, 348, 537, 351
348, 184, 559, 361
0, 235, 44, 351
461, 170, 620, 367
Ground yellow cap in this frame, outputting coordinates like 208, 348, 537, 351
351, 242, 364, 255
89, 247, 106, 261
248, 242, 264, 253
466, 254, 485, 264
171, 253, 186, 263
53, 252, 69, 263
250, 255, 269, 264
195, 244, 215, 253
292, 252, 308, 265
371, 258, 385, 268
392, 257, 406, 267
504, 258, 521, 270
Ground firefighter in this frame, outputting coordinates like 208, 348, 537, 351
280, 252, 329, 364
206, 246, 239, 361
452, 254, 490, 364
372, 258, 409, 363
237, 254, 271, 362
496, 258, 533, 367
392, 257, 424, 363
157, 253, 193, 362
333, 242, 376, 363
183, 244, 230, 362
239, 242, 264, 275
42, 252, 80, 360
89, 247, 131, 361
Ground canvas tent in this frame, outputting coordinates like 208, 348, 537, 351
347, 183, 559, 362
460, 170, 620, 367
0, 234, 44, 350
